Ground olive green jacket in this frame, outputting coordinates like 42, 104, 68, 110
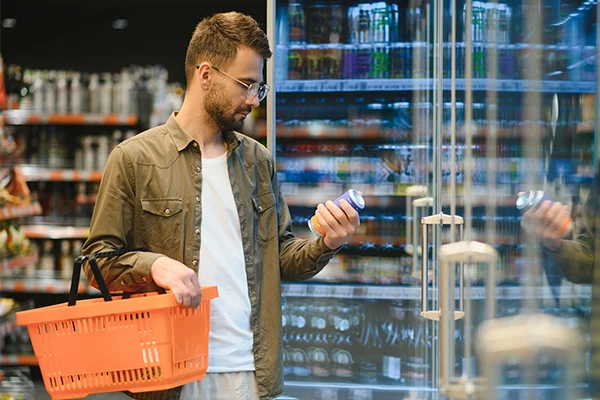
82, 113, 340, 400
545, 192, 600, 395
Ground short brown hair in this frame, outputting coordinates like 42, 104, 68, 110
185, 12, 272, 87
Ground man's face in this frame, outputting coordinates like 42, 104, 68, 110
204, 46, 265, 133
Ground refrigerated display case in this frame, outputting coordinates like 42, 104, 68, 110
262, 0, 598, 399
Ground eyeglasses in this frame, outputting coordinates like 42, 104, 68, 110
196, 65, 270, 103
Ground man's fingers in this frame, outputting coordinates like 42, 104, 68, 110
549, 205, 571, 237
325, 201, 346, 225
315, 207, 334, 234
192, 277, 202, 308
318, 203, 345, 236
338, 199, 360, 227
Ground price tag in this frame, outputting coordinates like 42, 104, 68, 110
333, 286, 354, 298
277, 82, 293, 92
322, 80, 342, 91
303, 81, 321, 92
342, 80, 363, 91
317, 388, 339, 400
284, 284, 308, 297
352, 389, 373, 400
472, 79, 487, 91
543, 81, 560, 92
365, 286, 387, 299
381, 81, 397, 91
366, 80, 385, 91
310, 285, 332, 297
499, 80, 519, 91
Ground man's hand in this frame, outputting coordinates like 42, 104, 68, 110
151, 257, 202, 308
521, 196, 572, 251
313, 199, 361, 249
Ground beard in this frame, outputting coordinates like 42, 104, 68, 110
204, 82, 251, 133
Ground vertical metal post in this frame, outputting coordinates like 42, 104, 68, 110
464, 0, 474, 243
596, 2, 600, 170
266, 0, 277, 160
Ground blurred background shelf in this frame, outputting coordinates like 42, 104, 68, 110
0, 202, 42, 221
282, 283, 591, 300
2, 111, 138, 126
21, 167, 103, 182
22, 225, 89, 240
0, 254, 38, 273
275, 79, 596, 93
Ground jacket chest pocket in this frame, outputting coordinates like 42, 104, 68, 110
252, 191, 277, 243
141, 198, 183, 251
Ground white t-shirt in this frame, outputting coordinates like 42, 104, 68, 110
195, 151, 254, 372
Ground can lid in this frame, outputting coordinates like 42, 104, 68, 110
348, 189, 365, 210
515, 190, 533, 210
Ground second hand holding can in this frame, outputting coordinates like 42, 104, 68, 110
516, 190, 572, 237
308, 189, 365, 237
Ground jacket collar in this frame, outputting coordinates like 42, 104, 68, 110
167, 112, 241, 154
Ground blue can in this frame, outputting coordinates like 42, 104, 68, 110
309, 189, 365, 237
516, 190, 550, 213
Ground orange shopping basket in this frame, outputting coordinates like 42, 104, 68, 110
16, 248, 218, 399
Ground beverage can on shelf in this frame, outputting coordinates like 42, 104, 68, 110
308, 189, 365, 237
288, 2, 306, 44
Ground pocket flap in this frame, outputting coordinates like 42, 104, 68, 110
141, 198, 183, 217
252, 191, 276, 213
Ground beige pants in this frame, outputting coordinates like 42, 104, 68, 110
179, 372, 260, 400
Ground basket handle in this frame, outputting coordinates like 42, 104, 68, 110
68, 248, 148, 307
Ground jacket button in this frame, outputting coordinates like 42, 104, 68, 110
120, 280, 125, 286
196, 196, 200, 202
192, 260, 198, 266
257, 205, 263, 212
196, 166, 201, 173
142, 277, 147, 282
193, 142, 198, 148
195, 229, 200, 235
165, 208, 171, 215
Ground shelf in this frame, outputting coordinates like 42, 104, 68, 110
285, 380, 434, 393
281, 283, 592, 300
2, 111, 138, 126
280, 42, 595, 51
280, 183, 519, 207
0, 253, 39, 272
22, 225, 89, 239
0, 278, 88, 294
21, 166, 103, 182
254, 124, 569, 141
0, 202, 42, 221
275, 79, 596, 93
0, 354, 38, 366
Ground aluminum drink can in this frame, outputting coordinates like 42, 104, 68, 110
516, 190, 549, 213
309, 189, 365, 237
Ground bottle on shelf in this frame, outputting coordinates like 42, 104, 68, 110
38, 239, 55, 278
70, 72, 83, 114
60, 240, 73, 280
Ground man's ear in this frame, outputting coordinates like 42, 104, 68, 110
196, 63, 212, 90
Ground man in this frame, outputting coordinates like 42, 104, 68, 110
83, 12, 360, 400
521, 188, 600, 398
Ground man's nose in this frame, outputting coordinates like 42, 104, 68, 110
245, 95, 260, 108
